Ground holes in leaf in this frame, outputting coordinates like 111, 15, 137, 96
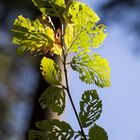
39, 86, 65, 115
79, 90, 102, 128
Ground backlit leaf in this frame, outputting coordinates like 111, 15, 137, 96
32, 0, 66, 18
71, 52, 111, 87
12, 15, 62, 56
40, 57, 61, 85
29, 119, 74, 140
39, 86, 65, 115
79, 90, 102, 128
89, 124, 108, 140
64, 1, 107, 52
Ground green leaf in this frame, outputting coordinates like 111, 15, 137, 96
32, 0, 66, 18
39, 86, 65, 115
16, 46, 27, 56
40, 57, 61, 85
71, 52, 111, 87
88, 124, 108, 140
79, 90, 102, 128
29, 119, 74, 140
64, 1, 107, 52
12, 15, 56, 56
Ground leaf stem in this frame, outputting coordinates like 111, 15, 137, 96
61, 24, 87, 140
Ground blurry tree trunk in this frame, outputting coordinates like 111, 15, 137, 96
25, 1, 76, 139
25, 58, 50, 140
25, 16, 61, 139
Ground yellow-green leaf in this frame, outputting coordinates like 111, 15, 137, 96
40, 57, 61, 85
64, 1, 107, 52
71, 52, 111, 87
12, 15, 56, 55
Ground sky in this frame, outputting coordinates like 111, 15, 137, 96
63, 0, 140, 140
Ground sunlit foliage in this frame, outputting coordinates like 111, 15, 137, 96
12, 0, 111, 139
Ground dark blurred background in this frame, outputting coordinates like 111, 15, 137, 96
0, 0, 140, 140
0, 0, 51, 140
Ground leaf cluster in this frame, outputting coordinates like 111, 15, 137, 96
12, 0, 111, 140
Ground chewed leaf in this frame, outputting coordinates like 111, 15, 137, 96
29, 119, 74, 140
39, 86, 65, 115
64, 1, 107, 52
71, 52, 111, 87
12, 15, 54, 55
32, 0, 66, 18
89, 124, 108, 140
79, 90, 102, 128
40, 57, 61, 85
12, 15, 62, 56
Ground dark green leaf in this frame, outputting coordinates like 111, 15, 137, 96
29, 119, 74, 140
12, 15, 55, 56
79, 90, 102, 128
32, 0, 66, 18
88, 124, 108, 140
39, 86, 65, 115
40, 57, 61, 85
64, 1, 107, 52
16, 46, 27, 56
71, 52, 111, 87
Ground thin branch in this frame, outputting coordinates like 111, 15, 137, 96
61, 23, 87, 140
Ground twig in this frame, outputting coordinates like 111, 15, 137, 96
61, 23, 87, 140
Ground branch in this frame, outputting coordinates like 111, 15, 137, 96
61, 23, 87, 140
